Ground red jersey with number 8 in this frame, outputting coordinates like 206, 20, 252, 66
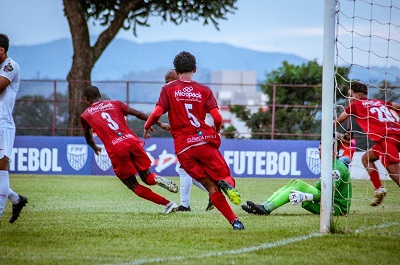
156, 79, 220, 154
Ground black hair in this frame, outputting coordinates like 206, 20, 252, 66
349, 81, 368, 94
83, 85, 101, 101
173, 51, 196, 74
0, 34, 9, 52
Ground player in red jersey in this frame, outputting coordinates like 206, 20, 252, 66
80, 85, 179, 214
165, 69, 213, 212
335, 81, 400, 206
144, 51, 244, 230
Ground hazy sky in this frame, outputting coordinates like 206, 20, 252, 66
2, 0, 399, 67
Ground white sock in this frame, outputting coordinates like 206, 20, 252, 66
192, 178, 208, 193
178, 168, 192, 208
8, 188, 20, 204
0, 170, 10, 216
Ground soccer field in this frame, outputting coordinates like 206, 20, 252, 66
1, 175, 399, 265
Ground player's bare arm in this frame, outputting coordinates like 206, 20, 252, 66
391, 102, 400, 113
125, 106, 155, 132
334, 112, 349, 127
336, 132, 351, 144
127, 106, 169, 132
83, 128, 102, 155
157, 122, 170, 131
127, 107, 150, 121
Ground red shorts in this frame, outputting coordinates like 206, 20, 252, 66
372, 134, 400, 167
108, 141, 151, 179
177, 144, 234, 185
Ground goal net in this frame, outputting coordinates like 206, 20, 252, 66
324, 0, 400, 232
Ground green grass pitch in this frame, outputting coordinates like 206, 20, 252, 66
1, 175, 399, 265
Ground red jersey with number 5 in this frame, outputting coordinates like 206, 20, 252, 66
156, 79, 220, 154
344, 98, 400, 142
80, 100, 144, 154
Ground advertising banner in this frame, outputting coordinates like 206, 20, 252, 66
11, 136, 320, 178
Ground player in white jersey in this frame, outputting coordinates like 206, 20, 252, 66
0, 33, 28, 223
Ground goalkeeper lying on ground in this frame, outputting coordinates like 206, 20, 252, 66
242, 142, 352, 216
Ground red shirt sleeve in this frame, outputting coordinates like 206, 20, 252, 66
144, 105, 163, 130
80, 115, 91, 130
156, 86, 170, 113
209, 107, 222, 132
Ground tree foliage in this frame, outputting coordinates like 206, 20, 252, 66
62, 0, 237, 135
14, 95, 53, 135
80, 0, 236, 31
14, 93, 70, 136
221, 124, 239, 139
228, 60, 350, 139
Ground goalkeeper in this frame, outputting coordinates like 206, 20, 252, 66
242, 142, 352, 216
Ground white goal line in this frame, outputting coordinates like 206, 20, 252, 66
113, 222, 399, 265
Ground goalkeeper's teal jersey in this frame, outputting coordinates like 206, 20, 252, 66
315, 159, 352, 214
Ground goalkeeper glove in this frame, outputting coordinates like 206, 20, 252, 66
289, 190, 313, 205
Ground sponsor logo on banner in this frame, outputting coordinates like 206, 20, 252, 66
67, 144, 88, 171
306, 148, 320, 175
94, 145, 112, 171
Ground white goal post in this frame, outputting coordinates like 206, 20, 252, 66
320, 0, 336, 233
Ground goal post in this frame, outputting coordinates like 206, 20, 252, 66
320, 0, 336, 233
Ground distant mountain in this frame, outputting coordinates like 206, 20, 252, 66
349, 65, 400, 85
9, 38, 400, 84
8, 39, 305, 82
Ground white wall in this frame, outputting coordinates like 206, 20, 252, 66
349, 152, 391, 180
211, 70, 267, 138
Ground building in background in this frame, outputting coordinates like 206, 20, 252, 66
209, 70, 268, 138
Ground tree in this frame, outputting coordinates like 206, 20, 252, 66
222, 124, 239, 139
62, 0, 238, 135
14, 95, 54, 135
14, 93, 71, 136
53, 92, 72, 136
228, 60, 350, 139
